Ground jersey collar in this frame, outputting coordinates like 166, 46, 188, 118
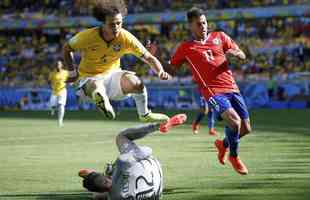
191, 33, 211, 45
98, 26, 116, 47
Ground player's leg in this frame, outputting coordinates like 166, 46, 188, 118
240, 119, 252, 138
48, 94, 57, 116
224, 93, 252, 175
209, 95, 231, 164
57, 89, 67, 127
120, 72, 169, 123
192, 96, 206, 134
221, 108, 241, 157
207, 108, 217, 136
83, 78, 115, 119
221, 107, 248, 175
192, 108, 205, 134
209, 94, 248, 175
159, 113, 187, 133
230, 93, 252, 138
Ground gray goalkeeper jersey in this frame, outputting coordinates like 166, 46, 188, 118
108, 146, 163, 200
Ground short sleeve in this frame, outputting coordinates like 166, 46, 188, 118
124, 31, 148, 57
170, 42, 186, 68
220, 32, 239, 53
68, 31, 86, 51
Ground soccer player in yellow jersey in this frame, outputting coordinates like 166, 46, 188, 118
49, 60, 68, 127
63, 0, 169, 122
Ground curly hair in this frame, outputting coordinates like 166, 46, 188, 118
92, 0, 128, 22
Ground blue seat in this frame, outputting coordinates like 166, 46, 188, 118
268, 100, 289, 109
288, 101, 307, 109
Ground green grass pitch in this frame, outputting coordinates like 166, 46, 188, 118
0, 109, 310, 200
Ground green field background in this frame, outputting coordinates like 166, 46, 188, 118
0, 109, 310, 200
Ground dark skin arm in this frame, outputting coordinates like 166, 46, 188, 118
145, 41, 179, 77
163, 62, 179, 76
63, 42, 79, 83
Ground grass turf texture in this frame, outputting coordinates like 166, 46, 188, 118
0, 109, 310, 200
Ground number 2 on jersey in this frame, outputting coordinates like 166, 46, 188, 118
203, 50, 215, 62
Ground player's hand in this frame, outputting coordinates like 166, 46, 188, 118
145, 40, 157, 56
226, 49, 246, 60
66, 70, 79, 83
158, 70, 170, 80
67, 76, 79, 83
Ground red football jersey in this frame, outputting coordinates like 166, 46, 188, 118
170, 31, 240, 100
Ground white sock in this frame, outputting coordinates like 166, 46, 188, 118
132, 87, 150, 116
58, 104, 65, 126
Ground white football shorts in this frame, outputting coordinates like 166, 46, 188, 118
49, 89, 67, 107
76, 69, 135, 101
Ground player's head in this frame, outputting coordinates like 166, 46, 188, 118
56, 60, 63, 71
187, 7, 208, 39
92, 0, 127, 38
80, 170, 112, 193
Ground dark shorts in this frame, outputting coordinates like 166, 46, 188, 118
208, 92, 249, 120
199, 95, 207, 109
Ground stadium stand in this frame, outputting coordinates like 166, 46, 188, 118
0, 0, 308, 15
0, 1, 309, 110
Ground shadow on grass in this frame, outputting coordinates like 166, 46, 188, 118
0, 192, 91, 200
0, 188, 195, 200
0, 110, 186, 122
192, 193, 306, 200
2, 110, 310, 135
163, 187, 196, 195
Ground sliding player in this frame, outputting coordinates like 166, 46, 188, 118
63, 0, 169, 122
168, 7, 252, 175
48, 60, 68, 127
78, 114, 187, 200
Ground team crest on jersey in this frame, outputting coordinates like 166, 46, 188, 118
212, 38, 221, 45
113, 44, 121, 52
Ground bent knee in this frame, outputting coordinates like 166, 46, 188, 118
84, 80, 97, 96
230, 120, 241, 132
132, 80, 144, 92
223, 110, 242, 131
242, 125, 252, 135
240, 120, 252, 136
121, 74, 144, 93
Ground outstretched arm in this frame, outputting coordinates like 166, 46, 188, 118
116, 123, 160, 154
221, 32, 246, 60
163, 61, 180, 76
141, 52, 170, 80
226, 48, 246, 60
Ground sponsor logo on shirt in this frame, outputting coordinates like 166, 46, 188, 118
113, 44, 121, 52
212, 38, 221, 45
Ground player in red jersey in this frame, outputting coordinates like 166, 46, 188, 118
167, 7, 252, 175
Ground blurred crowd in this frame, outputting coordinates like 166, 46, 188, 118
124, 17, 310, 82
0, 16, 309, 87
0, 0, 309, 87
127, 0, 308, 13
0, 0, 308, 16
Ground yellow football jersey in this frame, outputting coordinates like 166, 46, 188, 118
68, 27, 148, 78
49, 70, 68, 95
